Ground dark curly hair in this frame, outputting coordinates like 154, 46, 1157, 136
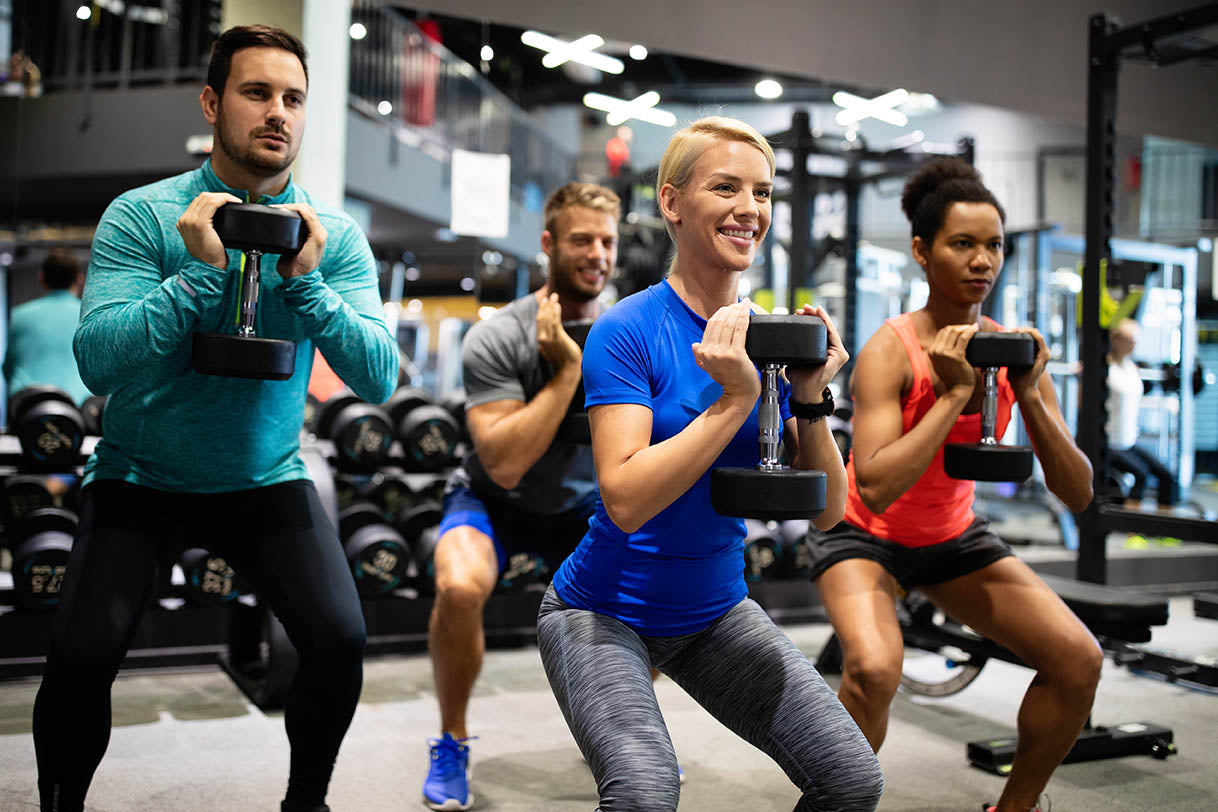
900, 158, 1004, 245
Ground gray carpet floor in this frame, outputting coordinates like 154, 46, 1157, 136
0, 594, 1215, 812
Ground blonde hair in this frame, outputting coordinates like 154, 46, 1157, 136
543, 182, 621, 236
656, 116, 776, 245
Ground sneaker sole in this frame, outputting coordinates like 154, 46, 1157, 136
423, 768, 473, 811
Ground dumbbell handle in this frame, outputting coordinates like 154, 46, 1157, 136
238, 249, 263, 338
758, 364, 783, 470
980, 366, 998, 445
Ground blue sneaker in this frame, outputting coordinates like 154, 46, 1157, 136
423, 733, 473, 810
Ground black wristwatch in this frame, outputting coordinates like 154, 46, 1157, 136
790, 387, 834, 422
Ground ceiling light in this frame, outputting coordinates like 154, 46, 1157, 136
629, 44, 648, 60
377, 100, 393, 115
349, 22, 367, 40
521, 30, 624, 74
460, 277, 477, 291
76, 5, 91, 20
583, 91, 676, 127
833, 88, 909, 127
405, 266, 421, 281
480, 44, 494, 61
754, 79, 783, 99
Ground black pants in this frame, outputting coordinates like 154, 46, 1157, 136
1109, 446, 1178, 506
32, 479, 366, 812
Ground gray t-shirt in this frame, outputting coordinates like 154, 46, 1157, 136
449, 293, 597, 514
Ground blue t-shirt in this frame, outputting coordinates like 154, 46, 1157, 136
551, 280, 791, 635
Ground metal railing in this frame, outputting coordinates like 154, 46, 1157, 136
348, 1, 575, 205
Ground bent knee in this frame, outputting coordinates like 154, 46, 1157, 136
434, 577, 493, 615
1044, 636, 1103, 693
800, 748, 883, 812
841, 653, 902, 704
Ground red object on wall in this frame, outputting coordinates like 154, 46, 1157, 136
605, 136, 630, 177
403, 18, 442, 127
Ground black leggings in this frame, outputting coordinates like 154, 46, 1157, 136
32, 479, 366, 812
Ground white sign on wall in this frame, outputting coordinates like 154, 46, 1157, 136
450, 149, 511, 239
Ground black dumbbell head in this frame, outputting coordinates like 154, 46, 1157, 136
710, 468, 827, 521
3, 474, 56, 523
191, 333, 297, 381
81, 395, 107, 437
213, 202, 306, 254
338, 501, 390, 539
965, 332, 1035, 370
742, 519, 782, 582
364, 473, 419, 516
745, 314, 828, 367
398, 405, 460, 472
394, 499, 443, 546
9, 507, 76, 612
319, 394, 394, 472
9, 387, 85, 467
179, 548, 248, 605
344, 524, 411, 596
385, 386, 434, 425
943, 443, 1034, 482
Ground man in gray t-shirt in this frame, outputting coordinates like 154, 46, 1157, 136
422, 183, 620, 811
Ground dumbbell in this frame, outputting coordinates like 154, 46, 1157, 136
191, 202, 303, 381
742, 519, 782, 583
495, 551, 549, 594
315, 390, 395, 472
384, 387, 461, 472
7, 506, 76, 611
439, 390, 469, 445
3, 474, 57, 522
943, 333, 1035, 483
80, 394, 107, 437
178, 547, 250, 606
303, 392, 321, 434
555, 320, 594, 445
8, 386, 85, 468
710, 315, 828, 520
338, 501, 412, 596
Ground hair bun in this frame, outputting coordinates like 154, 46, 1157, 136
900, 158, 981, 222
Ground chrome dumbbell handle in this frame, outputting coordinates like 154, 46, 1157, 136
757, 364, 783, 470
237, 249, 262, 338
980, 366, 998, 445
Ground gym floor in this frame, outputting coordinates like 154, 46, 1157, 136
0, 591, 1215, 811
1, 479, 1216, 811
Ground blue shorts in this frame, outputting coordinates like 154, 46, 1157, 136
438, 483, 597, 574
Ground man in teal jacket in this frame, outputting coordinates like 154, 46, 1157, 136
3, 248, 90, 407
31, 25, 399, 812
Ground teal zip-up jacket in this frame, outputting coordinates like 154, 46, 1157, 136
76, 160, 399, 492
4, 289, 91, 406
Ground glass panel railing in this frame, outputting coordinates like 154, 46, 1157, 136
348, 1, 575, 205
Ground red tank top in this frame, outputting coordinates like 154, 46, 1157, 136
843, 313, 1017, 547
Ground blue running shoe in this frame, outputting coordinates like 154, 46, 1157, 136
423, 733, 473, 810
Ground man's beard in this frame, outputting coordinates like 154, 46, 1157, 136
550, 249, 602, 303
215, 115, 295, 177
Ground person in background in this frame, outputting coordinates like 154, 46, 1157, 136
1105, 317, 1178, 509
4, 248, 91, 407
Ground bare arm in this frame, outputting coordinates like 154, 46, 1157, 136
466, 293, 584, 490
593, 301, 760, 534
1009, 328, 1094, 511
465, 365, 581, 490
851, 323, 977, 514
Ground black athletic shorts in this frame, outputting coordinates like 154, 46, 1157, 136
807, 516, 1014, 590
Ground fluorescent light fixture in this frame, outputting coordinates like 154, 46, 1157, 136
349, 23, 367, 40
884, 130, 925, 151
76, 5, 91, 20
583, 91, 676, 127
754, 79, 783, 100
629, 44, 648, 60
377, 100, 393, 115
521, 30, 624, 74
480, 44, 494, 61
833, 88, 909, 127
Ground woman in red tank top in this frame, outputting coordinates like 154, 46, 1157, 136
811, 159, 1097, 812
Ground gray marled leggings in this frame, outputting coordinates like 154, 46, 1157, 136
537, 586, 883, 812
